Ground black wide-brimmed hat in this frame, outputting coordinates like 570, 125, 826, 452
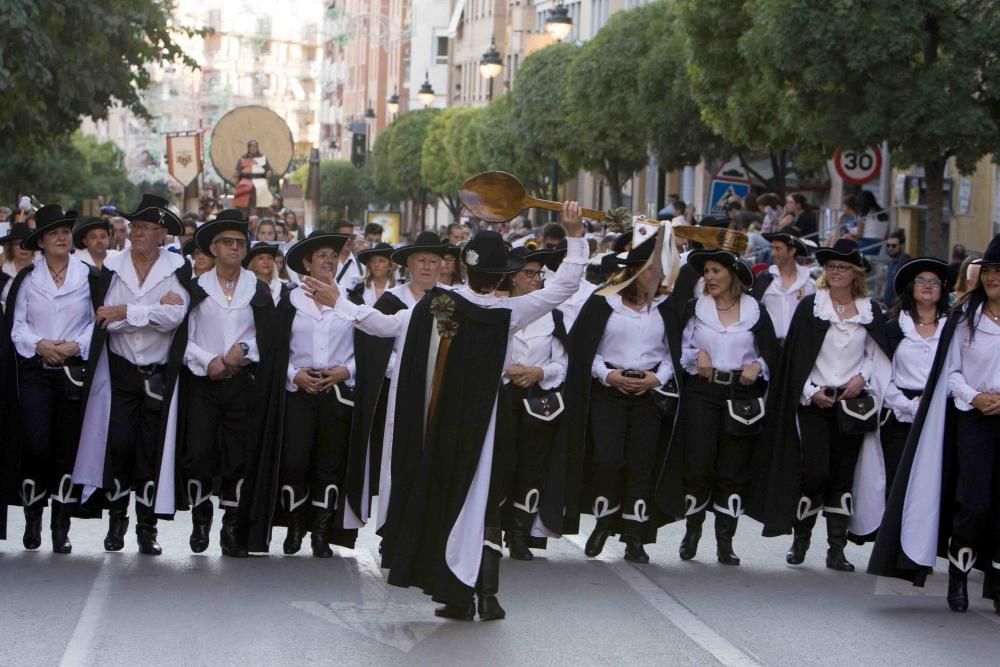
194, 209, 248, 256
23, 205, 78, 250
121, 194, 183, 236
390, 231, 451, 266
285, 231, 349, 276
542, 238, 568, 271
358, 242, 394, 265
687, 248, 754, 289
763, 231, 813, 258
1, 222, 32, 246
242, 241, 280, 268
462, 230, 525, 274
814, 238, 867, 270
510, 244, 558, 266
603, 238, 656, 274
972, 234, 1000, 267
72, 217, 112, 249
182, 239, 202, 257
893, 257, 948, 296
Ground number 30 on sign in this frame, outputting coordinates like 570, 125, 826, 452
833, 147, 883, 185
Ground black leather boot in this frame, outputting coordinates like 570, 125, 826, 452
135, 501, 162, 556
476, 544, 506, 621
189, 501, 213, 554
283, 507, 307, 555
824, 514, 854, 572
679, 511, 705, 561
50, 501, 74, 554
786, 512, 817, 565
585, 516, 617, 558
434, 602, 475, 620
104, 495, 130, 552
22, 504, 44, 551
506, 506, 534, 561
220, 508, 248, 558
947, 564, 969, 612
715, 514, 741, 566
622, 534, 650, 564
310, 508, 334, 558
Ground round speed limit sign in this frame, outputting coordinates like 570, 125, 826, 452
834, 147, 883, 185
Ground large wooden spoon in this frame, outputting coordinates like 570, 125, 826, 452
459, 171, 605, 223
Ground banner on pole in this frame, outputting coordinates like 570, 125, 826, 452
166, 132, 203, 187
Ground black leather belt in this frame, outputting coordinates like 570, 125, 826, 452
696, 369, 743, 386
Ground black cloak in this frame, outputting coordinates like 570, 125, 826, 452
380, 287, 511, 606
747, 293, 891, 537
654, 296, 780, 520
868, 307, 996, 598
537, 293, 684, 544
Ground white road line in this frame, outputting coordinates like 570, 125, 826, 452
564, 534, 760, 667
59, 557, 113, 667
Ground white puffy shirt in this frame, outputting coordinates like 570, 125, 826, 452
949, 307, 1000, 412
593, 294, 674, 387
286, 285, 356, 391
681, 294, 768, 378
800, 290, 874, 405
11, 255, 95, 361
183, 268, 261, 376
884, 311, 942, 422
760, 264, 816, 339
104, 249, 189, 366
508, 311, 568, 390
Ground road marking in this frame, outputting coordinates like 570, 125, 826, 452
59, 557, 113, 667
290, 548, 445, 653
564, 534, 760, 667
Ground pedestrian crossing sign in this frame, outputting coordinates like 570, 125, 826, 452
709, 180, 752, 214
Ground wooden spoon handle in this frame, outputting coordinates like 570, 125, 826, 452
526, 196, 606, 221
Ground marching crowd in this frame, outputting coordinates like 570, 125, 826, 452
1, 193, 999, 622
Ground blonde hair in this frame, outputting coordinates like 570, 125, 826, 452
816, 266, 868, 298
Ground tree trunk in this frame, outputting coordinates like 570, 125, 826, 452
922, 158, 947, 258
605, 163, 624, 209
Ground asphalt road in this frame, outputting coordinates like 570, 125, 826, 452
2, 505, 999, 666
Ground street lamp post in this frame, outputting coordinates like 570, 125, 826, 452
418, 71, 435, 108
479, 37, 503, 102
364, 102, 376, 153
545, 1, 573, 42
387, 88, 400, 119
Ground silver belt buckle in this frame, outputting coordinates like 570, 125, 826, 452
713, 369, 733, 385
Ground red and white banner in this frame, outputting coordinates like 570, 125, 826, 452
166, 132, 203, 187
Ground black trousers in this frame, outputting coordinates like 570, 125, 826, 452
507, 384, 560, 506
18, 366, 82, 503
107, 353, 163, 489
589, 381, 660, 525
951, 410, 1000, 558
680, 378, 759, 517
797, 403, 863, 515
182, 371, 252, 505
280, 388, 352, 507
882, 418, 910, 497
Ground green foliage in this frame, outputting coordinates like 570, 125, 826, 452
421, 108, 478, 207
371, 109, 440, 202
319, 160, 370, 223
0, 132, 151, 210
561, 4, 663, 206
0, 0, 205, 153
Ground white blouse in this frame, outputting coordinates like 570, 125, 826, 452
593, 295, 673, 387
949, 306, 1000, 412
184, 268, 261, 376
508, 311, 568, 390
800, 290, 874, 405
760, 264, 816, 339
11, 255, 95, 361
103, 249, 190, 367
885, 311, 942, 422
286, 285, 356, 391
681, 294, 768, 378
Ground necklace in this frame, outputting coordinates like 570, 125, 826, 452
831, 297, 851, 314
218, 271, 239, 303
133, 258, 155, 286
716, 299, 736, 312
47, 262, 68, 284
986, 305, 1000, 322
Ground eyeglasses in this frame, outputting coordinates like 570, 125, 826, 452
215, 237, 248, 248
914, 277, 944, 287
824, 263, 856, 273
519, 269, 543, 279
129, 223, 161, 235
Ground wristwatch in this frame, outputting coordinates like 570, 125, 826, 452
237, 342, 249, 356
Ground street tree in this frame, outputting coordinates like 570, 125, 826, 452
371, 109, 440, 229
742, 0, 1000, 255
421, 107, 478, 220
676, 0, 808, 196
561, 5, 658, 208
0, 0, 204, 153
